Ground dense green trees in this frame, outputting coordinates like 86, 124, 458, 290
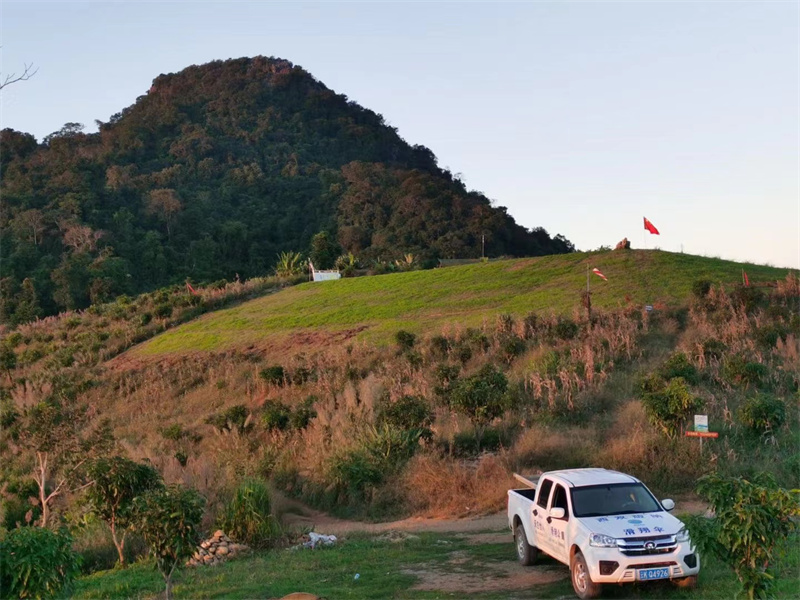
0, 56, 573, 323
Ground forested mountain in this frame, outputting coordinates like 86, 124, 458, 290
0, 56, 573, 324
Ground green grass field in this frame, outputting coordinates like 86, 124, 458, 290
73, 530, 799, 599
136, 250, 790, 356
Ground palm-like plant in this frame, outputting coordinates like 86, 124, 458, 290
395, 253, 416, 271
274, 251, 306, 278
335, 252, 360, 276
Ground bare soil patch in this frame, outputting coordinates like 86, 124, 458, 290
402, 559, 566, 593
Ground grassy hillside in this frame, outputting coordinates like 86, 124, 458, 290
137, 250, 790, 357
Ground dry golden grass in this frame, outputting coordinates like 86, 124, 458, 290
400, 453, 513, 518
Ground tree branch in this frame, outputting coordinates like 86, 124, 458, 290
0, 63, 38, 90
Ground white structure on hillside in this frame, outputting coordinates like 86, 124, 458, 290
309, 261, 341, 282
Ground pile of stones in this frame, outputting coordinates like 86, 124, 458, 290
186, 530, 250, 567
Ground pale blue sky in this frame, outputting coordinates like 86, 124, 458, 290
2, 1, 798, 268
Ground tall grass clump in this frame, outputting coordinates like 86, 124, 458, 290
216, 479, 279, 549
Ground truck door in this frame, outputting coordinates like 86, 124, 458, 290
533, 477, 554, 555
546, 483, 570, 563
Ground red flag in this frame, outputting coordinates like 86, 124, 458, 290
643, 217, 660, 235
743, 270, 750, 287
592, 268, 608, 281
186, 282, 198, 296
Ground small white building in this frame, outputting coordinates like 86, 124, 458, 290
309, 262, 341, 282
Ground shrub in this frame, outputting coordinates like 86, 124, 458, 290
429, 335, 451, 357
684, 473, 799, 600
289, 396, 317, 430
259, 365, 285, 386
738, 393, 786, 435
554, 318, 579, 340
216, 479, 277, 549
160, 424, 187, 442
377, 395, 433, 437
329, 425, 424, 500
755, 324, 786, 349
640, 376, 703, 438
702, 338, 727, 360
261, 400, 291, 431
133, 485, 205, 600
723, 355, 768, 388
692, 279, 712, 299
85, 456, 163, 566
154, 303, 172, 318
395, 330, 416, 350
449, 365, 509, 449
0, 526, 81, 599
290, 366, 313, 385
205, 404, 251, 434
661, 352, 699, 385
501, 337, 527, 362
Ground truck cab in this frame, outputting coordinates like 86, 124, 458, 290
507, 468, 699, 599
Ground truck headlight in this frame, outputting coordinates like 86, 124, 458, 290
676, 528, 691, 543
589, 533, 618, 548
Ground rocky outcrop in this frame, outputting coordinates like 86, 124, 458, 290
186, 530, 250, 567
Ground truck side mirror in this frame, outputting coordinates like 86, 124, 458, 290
549, 507, 566, 520
661, 499, 675, 511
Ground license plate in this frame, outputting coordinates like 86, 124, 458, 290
637, 567, 670, 581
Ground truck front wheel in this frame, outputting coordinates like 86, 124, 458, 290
514, 523, 538, 566
570, 551, 602, 599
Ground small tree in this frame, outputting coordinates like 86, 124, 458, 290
449, 365, 509, 449
85, 456, 163, 566
0, 526, 81, 599
133, 485, 205, 600
684, 473, 799, 599
640, 376, 703, 438
309, 231, 340, 270
17, 401, 111, 527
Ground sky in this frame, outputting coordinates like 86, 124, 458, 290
1, 0, 798, 269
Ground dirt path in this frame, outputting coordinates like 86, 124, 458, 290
279, 495, 509, 536
277, 492, 706, 537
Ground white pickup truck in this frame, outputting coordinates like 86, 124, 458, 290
507, 468, 699, 599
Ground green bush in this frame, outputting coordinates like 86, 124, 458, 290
289, 397, 317, 430
261, 400, 291, 431
216, 479, 278, 549
329, 425, 424, 500
738, 393, 786, 434
0, 526, 81, 599
205, 405, 251, 434
154, 303, 173, 318
640, 376, 703, 438
755, 324, 786, 349
692, 279, 712, 299
429, 335, 451, 357
702, 338, 727, 360
394, 330, 416, 350
554, 318, 579, 340
660, 352, 699, 385
723, 355, 768, 388
259, 365, 286, 386
501, 336, 527, 362
377, 395, 433, 437
449, 365, 509, 449
684, 473, 799, 600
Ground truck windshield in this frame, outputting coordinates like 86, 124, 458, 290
570, 483, 661, 517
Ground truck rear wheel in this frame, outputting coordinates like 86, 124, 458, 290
570, 551, 602, 599
514, 522, 538, 566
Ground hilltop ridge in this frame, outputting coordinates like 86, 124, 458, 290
0, 56, 572, 325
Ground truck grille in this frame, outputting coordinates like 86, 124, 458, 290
618, 535, 677, 556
